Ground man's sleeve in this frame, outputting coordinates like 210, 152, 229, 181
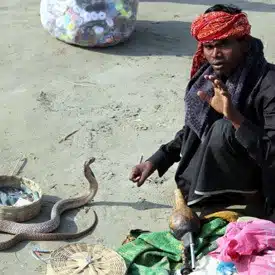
147, 126, 185, 177
234, 81, 275, 206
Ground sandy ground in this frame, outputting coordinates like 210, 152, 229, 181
1, 0, 275, 274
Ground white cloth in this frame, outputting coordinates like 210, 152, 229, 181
190, 256, 237, 275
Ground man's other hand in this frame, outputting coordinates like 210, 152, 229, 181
129, 161, 155, 187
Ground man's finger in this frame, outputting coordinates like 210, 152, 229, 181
197, 90, 212, 104
132, 176, 141, 182
137, 170, 150, 187
205, 75, 228, 93
204, 74, 217, 83
137, 174, 147, 187
214, 79, 228, 92
137, 182, 143, 187
129, 168, 140, 181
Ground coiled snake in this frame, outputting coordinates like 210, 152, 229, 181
0, 158, 98, 250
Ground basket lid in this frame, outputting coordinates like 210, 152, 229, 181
46, 243, 127, 275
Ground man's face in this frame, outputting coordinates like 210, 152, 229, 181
203, 37, 245, 77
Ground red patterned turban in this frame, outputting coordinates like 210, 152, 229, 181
190, 11, 251, 77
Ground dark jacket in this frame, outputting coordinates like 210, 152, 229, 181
148, 63, 275, 207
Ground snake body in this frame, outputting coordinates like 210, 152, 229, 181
0, 158, 98, 250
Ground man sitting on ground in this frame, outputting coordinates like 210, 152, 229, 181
130, 4, 275, 214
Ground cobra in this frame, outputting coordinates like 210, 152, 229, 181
0, 158, 98, 250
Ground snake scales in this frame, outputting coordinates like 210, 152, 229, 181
0, 158, 98, 250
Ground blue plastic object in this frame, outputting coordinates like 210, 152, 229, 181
217, 262, 237, 275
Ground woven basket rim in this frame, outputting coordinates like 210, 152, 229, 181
47, 243, 127, 275
0, 175, 42, 210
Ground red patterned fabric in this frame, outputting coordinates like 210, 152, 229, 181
190, 11, 251, 77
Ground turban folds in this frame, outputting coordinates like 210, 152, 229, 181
190, 11, 251, 77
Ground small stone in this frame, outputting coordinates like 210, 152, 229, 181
135, 124, 149, 131
154, 104, 161, 111
103, 171, 115, 180
50, 184, 57, 189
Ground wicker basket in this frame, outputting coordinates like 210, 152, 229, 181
46, 243, 127, 275
0, 175, 42, 222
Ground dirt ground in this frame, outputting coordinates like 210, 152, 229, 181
1, 0, 275, 274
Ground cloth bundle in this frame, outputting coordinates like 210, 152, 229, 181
0, 185, 39, 207
40, 0, 139, 47
117, 213, 236, 275
210, 218, 275, 275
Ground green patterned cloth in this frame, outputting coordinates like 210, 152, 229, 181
117, 218, 228, 275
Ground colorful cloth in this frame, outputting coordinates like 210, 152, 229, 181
210, 219, 275, 274
117, 217, 232, 275
190, 11, 251, 77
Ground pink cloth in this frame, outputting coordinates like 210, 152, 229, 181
210, 219, 275, 275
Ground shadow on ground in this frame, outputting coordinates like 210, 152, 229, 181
93, 200, 172, 210
89, 20, 196, 57
140, 0, 275, 13
0, 195, 169, 253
